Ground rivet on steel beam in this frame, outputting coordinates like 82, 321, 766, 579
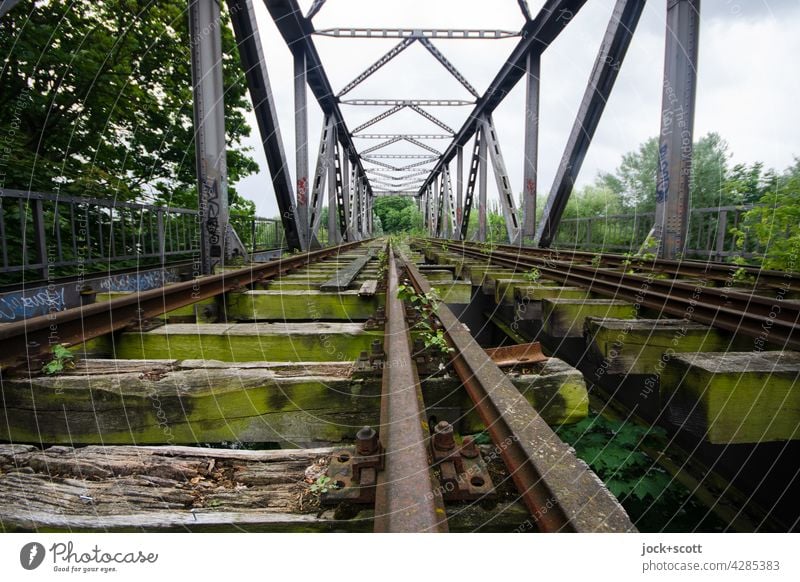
356, 425, 379, 456
433, 420, 456, 451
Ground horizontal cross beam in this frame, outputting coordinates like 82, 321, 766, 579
315, 28, 520, 39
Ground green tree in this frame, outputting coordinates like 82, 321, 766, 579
373, 196, 423, 233
736, 159, 800, 271
0, 0, 257, 206
599, 133, 734, 213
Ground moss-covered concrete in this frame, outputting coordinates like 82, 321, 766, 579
495, 279, 557, 306
661, 351, 800, 444
225, 290, 384, 321
513, 286, 592, 320
543, 298, 636, 338
585, 318, 755, 376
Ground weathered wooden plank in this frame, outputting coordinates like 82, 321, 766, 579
320, 252, 374, 292
662, 351, 800, 444
1, 356, 587, 445
514, 286, 592, 320
358, 280, 378, 297
0, 445, 528, 532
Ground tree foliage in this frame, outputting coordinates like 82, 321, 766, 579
736, 159, 800, 271
0, 0, 257, 208
373, 196, 423, 234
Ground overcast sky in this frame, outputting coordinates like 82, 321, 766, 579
236, 0, 800, 218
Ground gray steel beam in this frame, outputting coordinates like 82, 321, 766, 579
264, 0, 373, 201
294, 50, 310, 249
327, 125, 339, 244
361, 136, 403, 155
522, 51, 540, 240
456, 145, 464, 231
305, 0, 325, 19
535, 0, 645, 247
404, 137, 442, 155
316, 28, 519, 39
228, 0, 303, 251
478, 131, 488, 242
355, 133, 453, 139
481, 116, 521, 244
190, 0, 229, 274
654, 0, 701, 259
309, 115, 334, 242
364, 154, 438, 160
461, 133, 483, 240
408, 105, 455, 134
337, 38, 415, 97
442, 165, 457, 239
397, 159, 438, 171
419, 0, 589, 195
517, 0, 533, 20
352, 104, 405, 134
341, 99, 473, 107
363, 159, 402, 171
418, 37, 480, 97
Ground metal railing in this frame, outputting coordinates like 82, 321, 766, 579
0, 189, 285, 282
553, 205, 761, 260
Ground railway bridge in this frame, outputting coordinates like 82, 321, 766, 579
0, 0, 798, 534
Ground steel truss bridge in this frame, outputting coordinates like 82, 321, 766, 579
0, 0, 701, 275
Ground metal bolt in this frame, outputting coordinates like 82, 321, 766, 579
461, 435, 479, 459
370, 340, 384, 358
433, 420, 456, 451
356, 426, 379, 456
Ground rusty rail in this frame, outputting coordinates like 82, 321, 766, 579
421, 239, 800, 350
401, 254, 635, 532
485, 240, 800, 292
0, 241, 364, 370
373, 247, 448, 532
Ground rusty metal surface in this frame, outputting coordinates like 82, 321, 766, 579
424, 239, 800, 350
485, 342, 547, 367
373, 248, 448, 533
0, 241, 364, 370
403, 257, 636, 533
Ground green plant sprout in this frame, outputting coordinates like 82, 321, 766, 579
42, 344, 75, 375
523, 268, 541, 283
309, 475, 338, 494
396, 284, 453, 356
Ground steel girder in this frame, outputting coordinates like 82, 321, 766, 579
264, 0, 373, 229
341, 99, 473, 107
190, 0, 233, 273
653, 0, 701, 259
315, 28, 520, 39
228, 0, 303, 251
309, 115, 335, 243
522, 51, 540, 240
481, 115, 521, 244
535, 0, 645, 248
418, 0, 589, 195
459, 131, 482, 241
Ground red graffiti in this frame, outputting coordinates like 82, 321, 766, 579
526, 178, 536, 193
297, 177, 308, 205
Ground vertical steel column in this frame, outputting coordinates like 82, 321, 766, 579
294, 50, 310, 249
481, 115, 521, 244
309, 115, 334, 244
477, 130, 488, 242
522, 51, 540, 242
455, 145, 464, 232
189, 0, 228, 274
327, 127, 339, 244
654, 0, 700, 259
342, 152, 353, 240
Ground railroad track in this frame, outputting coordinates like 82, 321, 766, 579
419, 239, 800, 350
0, 237, 636, 532
484, 242, 800, 292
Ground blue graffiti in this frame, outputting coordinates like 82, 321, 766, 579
0, 287, 67, 321
655, 142, 669, 203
